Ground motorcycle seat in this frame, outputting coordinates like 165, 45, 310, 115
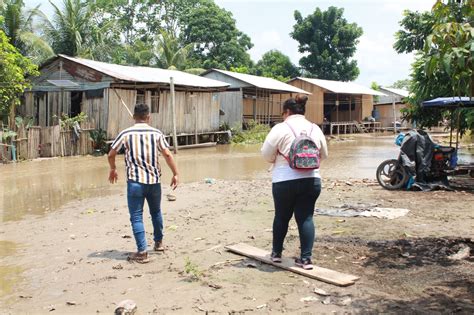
436, 146, 455, 153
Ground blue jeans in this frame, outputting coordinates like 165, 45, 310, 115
272, 177, 321, 260
127, 181, 163, 252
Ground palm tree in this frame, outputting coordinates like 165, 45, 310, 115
153, 29, 194, 70
0, 0, 53, 63
40, 0, 122, 62
41, 0, 93, 56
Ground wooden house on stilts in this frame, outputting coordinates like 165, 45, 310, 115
19, 55, 230, 146
285, 77, 386, 134
201, 69, 310, 128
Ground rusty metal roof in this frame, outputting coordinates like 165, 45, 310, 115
57, 55, 230, 89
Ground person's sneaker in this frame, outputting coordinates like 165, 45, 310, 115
295, 258, 313, 270
127, 251, 149, 263
154, 240, 164, 251
271, 252, 282, 263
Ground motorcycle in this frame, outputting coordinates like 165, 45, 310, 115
376, 130, 465, 190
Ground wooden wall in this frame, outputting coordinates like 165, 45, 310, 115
242, 96, 282, 116
107, 89, 136, 139
21, 91, 71, 127
286, 79, 378, 124
218, 91, 243, 129
361, 94, 374, 121
374, 103, 410, 127
81, 89, 109, 131
107, 88, 220, 139
285, 79, 324, 124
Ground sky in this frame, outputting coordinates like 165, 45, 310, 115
25, 0, 434, 88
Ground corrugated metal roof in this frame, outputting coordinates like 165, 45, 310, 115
58, 54, 229, 89
291, 77, 386, 96
202, 69, 311, 94
380, 87, 409, 97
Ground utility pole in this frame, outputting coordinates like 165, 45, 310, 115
170, 77, 178, 154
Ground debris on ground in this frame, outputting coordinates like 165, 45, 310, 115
115, 299, 137, 315
316, 203, 409, 219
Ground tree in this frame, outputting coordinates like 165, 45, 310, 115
291, 6, 363, 81
94, 0, 202, 45
394, 10, 435, 54
394, 0, 474, 134
153, 29, 193, 70
255, 50, 300, 82
41, 0, 119, 60
0, 0, 53, 64
181, 1, 253, 70
0, 29, 39, 122
371, 81, 381, 102
389, 79, 411, 90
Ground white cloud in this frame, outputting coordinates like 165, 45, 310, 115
354, 34, 415, 86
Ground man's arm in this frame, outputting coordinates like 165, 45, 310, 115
108, 148, 118, 184
161, 148, 179, 190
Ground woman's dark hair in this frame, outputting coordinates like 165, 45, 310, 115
283, 93, 308, 115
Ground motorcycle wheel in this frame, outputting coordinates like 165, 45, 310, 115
376, 159, 409, 190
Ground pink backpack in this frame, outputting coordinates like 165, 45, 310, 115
281, 122, 321, 170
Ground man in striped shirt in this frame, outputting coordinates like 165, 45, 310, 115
108, 103, 179, 263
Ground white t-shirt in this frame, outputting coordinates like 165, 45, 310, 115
261, 115, 328, 183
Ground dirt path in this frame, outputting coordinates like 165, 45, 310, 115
1, 176, 473, 314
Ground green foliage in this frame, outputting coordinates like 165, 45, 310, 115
154, 29, 193, 70
58, 112, 87, 130
40, 0, 120, 61
255, 50, 300, 82
394, 10, 435, 54
231, 120, 270, 144
0, 29, 38, 118
389, 79, 411, 90
0, 0, 54, 64
371, 82, 381, 102
396, 0, 474, 134
14, 115, 33, 129
1, 126, 16, 142
229, 65, 253, 74
89, 128, 108, 154
184, 257, 203, 281
291, 6, 363, 81
183, 68, 206, 75
182, 1, 253, 70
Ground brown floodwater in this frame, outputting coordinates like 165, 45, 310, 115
0, 136, 400, 223
1, 135, 472, 223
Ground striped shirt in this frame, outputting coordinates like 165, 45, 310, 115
111, 123, 169, 184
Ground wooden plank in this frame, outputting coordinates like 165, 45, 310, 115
225, 243, 359, 287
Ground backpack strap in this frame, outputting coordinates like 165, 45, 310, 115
284, 121, 297, 137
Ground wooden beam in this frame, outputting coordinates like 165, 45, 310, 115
225, 243, 359, 287
170, 77, 178, 154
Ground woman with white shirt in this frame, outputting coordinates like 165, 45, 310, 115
261, 94, 328, 270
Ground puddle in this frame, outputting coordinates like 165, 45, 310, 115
0, 241, 22, 299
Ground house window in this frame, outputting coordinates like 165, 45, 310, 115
136, 90, 145, 105
151, 90, 160, 113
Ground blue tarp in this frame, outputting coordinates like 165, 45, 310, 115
422, 97, 474, 108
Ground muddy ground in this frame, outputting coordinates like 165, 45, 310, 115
1, 172, 473, 314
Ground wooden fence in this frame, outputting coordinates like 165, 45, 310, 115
0, 123, 94, 162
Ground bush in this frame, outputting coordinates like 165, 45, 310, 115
231, 120, 270, 144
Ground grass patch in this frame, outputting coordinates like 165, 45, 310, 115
184, 257, 203, 281
231, 120, 270, 144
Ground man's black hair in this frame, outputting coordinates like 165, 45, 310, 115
134, 103, 149, 119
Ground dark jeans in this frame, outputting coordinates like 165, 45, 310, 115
272, 177, 321, 260
127, 180, 163, 252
